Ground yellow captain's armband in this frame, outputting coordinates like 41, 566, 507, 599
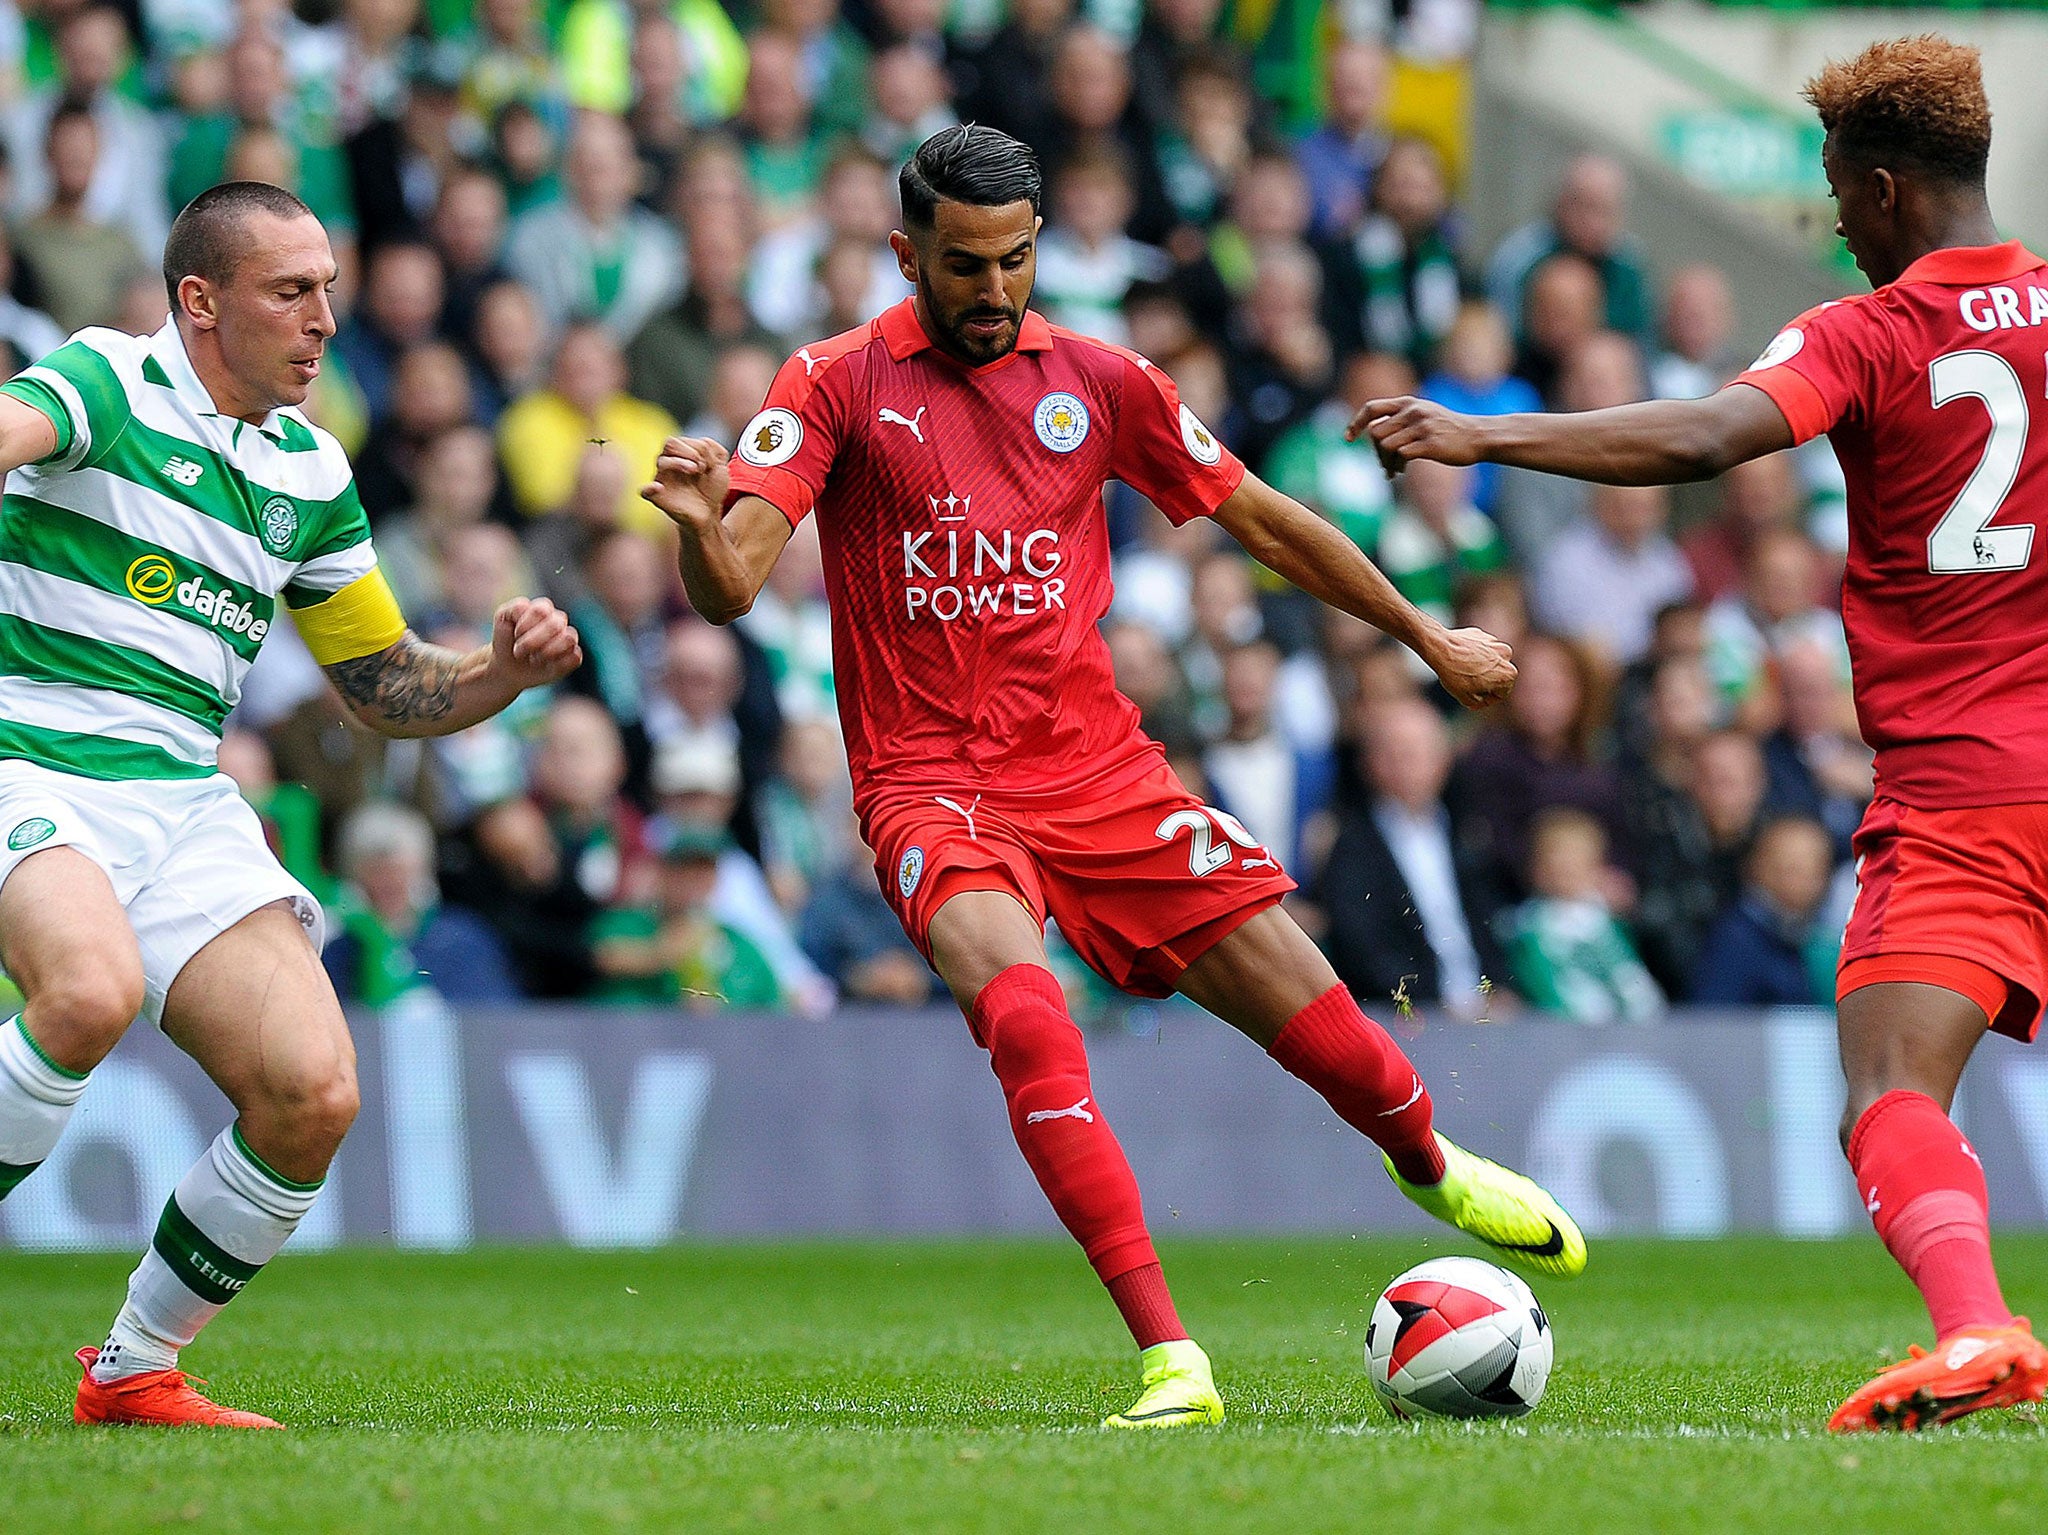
291, 567, 408, 665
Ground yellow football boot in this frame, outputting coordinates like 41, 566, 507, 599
1102, 1339, 1225, 1429
1386, 1133, 1588, 1280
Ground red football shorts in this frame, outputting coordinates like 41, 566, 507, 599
1838, 795, 2048, 1040
861, 755, 1296, 998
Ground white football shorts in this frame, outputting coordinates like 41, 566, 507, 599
0, 758, 323, 1025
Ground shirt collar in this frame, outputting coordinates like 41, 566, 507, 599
1894, 240, 2047, 288
149, 318, 298, 443
1373, 796, 1448, 835
876, 297, 1053, 364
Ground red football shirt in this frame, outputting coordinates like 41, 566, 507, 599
726, 299, 1246, 807
1737, 241, 2048, 808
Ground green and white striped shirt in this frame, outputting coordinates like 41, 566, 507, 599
0, 320, 382, 781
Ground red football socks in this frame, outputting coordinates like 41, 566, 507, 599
1268, 986, 1446, 1185
970, 964, 1184, 1346
1104, 1264, 1185, 1350
1847, 1090, 2014, 1339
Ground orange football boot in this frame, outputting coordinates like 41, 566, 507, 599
1829, 1320, 2048, 1433
72, 1347, 283, 1429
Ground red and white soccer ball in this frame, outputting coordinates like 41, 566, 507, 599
1365, 1256, 1552, 1420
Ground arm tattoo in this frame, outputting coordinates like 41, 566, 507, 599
325, 633, 461, 729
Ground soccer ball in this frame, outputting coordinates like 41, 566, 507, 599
1365, 1256, 1552, 1420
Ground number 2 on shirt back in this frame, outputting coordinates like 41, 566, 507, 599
1927, 349, 2035, 573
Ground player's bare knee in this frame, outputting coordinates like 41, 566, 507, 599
952, 966, 1032, 1017
944, 972, 989, 1015
301, 1062, 361, 1152
27, 959, 145, 1063
257, 1057, 359, 1159
930, 895, 1046, 1013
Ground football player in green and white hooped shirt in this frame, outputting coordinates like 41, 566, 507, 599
0, 182, 582, 1428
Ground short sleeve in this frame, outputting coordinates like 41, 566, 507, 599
283, 479, 406, 663
1107, 352, 1246, 525
1733, 299, 1887, 445
284, 481, 380, 602
724, 346, 849, 526
0, 336, 134, 470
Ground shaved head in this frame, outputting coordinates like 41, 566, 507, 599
162, 180, 316, 305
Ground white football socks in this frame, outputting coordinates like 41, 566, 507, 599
94, 1125, 323, 1382
0, 1014, 88, 1200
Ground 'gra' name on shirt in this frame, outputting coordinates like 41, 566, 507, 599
1959, 284, 2048, 332
901, 527, 1067, 622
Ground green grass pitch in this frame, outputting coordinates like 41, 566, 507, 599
4, 1236, 2047, 1532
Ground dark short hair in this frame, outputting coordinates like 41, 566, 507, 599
899, 124, 1042, 229
163, 180, 316, 304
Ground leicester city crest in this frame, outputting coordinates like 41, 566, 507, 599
898, 845, 925, 898
259, 495, 298, 554
1033, 392, 1090, 454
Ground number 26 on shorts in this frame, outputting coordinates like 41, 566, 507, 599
1156, 806, 1264, 876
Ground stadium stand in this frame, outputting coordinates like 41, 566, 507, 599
6, 0, 2005, 1025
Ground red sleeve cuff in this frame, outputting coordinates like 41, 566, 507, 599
1159, 455, 1248, 526
1733, 367, 1832, 446
1207, 455, 1249, 515
725, 464, 816, 527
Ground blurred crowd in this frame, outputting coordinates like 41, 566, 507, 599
0, 0, 1860, 1023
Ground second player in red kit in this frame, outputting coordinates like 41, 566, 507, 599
643, 125, 1586, 1429
1358, 37, 2048, 1431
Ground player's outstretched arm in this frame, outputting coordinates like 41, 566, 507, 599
1213, 475, 1516, 710
1351, 384, 1793, 486
323, 599, 582, 739
641, 435, 794, 624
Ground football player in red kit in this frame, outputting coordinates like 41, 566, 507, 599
1360, 37, 2048, 1432
643, 125, 1585, 1429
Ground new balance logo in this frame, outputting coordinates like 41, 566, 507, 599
879, 406, 927, 442
161, 457, 204, 486
796, 346, 824, 376
1026, 1097, 1094, 1125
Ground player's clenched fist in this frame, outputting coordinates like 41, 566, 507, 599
492, 596, 582, 686
642, 435, 731, 530
1347, 396, 1485, 474
1423, 625, 1517, 711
